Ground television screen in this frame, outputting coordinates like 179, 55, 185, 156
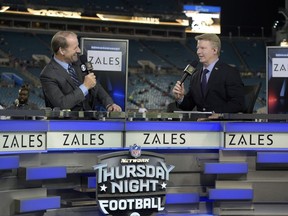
183, 5, 221, 34
267, 46, 288, 114
81, 38, 128, 112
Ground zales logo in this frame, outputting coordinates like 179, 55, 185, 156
87, 50, 122, 72
225, 133, 273, 148
93, 144, 174, 216
272, 58, 288, 77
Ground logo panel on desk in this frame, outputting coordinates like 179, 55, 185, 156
93, 144, 174, 216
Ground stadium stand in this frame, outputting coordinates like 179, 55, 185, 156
0, 29, 268, 112
128, 39, 172, 68
0, 0, 269, 112
141, 40, 197, 69
233, 38, 266, 74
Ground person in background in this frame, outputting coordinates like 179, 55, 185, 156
40, 31, 122, 112
7, 84, 39, 110
172, 33, 244, 113
138, 103, 148, 113
0, 104, 7, 120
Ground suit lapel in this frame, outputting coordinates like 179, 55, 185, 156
52, 59, 77, 88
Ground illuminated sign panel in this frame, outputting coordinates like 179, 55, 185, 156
183, 5, 221, 34
267, 46, 288, 113
272, 57, 288, 77
97, 13, 160, 24
125, 131, 221, 148
0, 132, 46, 152
46, 132, 122, 150
87, 50, 122, 72
224, 132, 288, 149
81, 38, 128, 112
27, 8, 81, 18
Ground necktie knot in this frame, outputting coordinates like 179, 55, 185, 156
203, 69, 209, 75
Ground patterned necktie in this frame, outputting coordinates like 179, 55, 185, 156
68, 64, 80, 86
201, 69, 209, 95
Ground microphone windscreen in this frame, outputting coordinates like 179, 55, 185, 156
85, 62, 93, 71
184, 60, 198, 75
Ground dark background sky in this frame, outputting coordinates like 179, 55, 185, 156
185, 0, 286, 37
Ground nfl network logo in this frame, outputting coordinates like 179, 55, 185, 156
93, 144, 174, 215
130, 144, 141, 158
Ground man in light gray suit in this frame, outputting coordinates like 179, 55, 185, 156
40, 31, 121, 112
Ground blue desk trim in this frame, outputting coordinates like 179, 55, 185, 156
16, 196, 60, 213
47, 147, 124, 152
0, 156, 19, 169
257, 152, 288, 163
209, 189, 253, 200
0, 121, 48, 131
49, 120, 124, 131
87, 176, 96, 188
26, 166, 66, 180
0, 150, 47, 155
165, 193, 199, 204
205, 162, 248, 174
126, 122, 223, 131
225, 122, 288, 133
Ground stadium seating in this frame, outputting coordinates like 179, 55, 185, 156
233, 38, 266, 73
0, 29, 267, 112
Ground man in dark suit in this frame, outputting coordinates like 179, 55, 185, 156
40, 31, 121, 112
172, 33, 244, 113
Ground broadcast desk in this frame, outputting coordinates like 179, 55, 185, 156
1, 110, 288, 216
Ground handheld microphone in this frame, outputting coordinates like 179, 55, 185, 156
79, 54, 97, 91
14, 99, 19, 107
179, 60, 198, 84
79, 54, 93, 73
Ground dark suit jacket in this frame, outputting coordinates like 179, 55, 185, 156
40, 58, 113, 111
179, 61, 245, 113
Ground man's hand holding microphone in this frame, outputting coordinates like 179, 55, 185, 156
173, 61, 198, 102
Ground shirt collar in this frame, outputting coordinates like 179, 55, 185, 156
54, 56, 69, 70
203, 58, 219, 72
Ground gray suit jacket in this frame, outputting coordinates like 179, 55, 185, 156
40, 58, 113, 111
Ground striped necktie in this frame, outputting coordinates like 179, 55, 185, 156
201, 69, 209, 95
68, 64, 80, 86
